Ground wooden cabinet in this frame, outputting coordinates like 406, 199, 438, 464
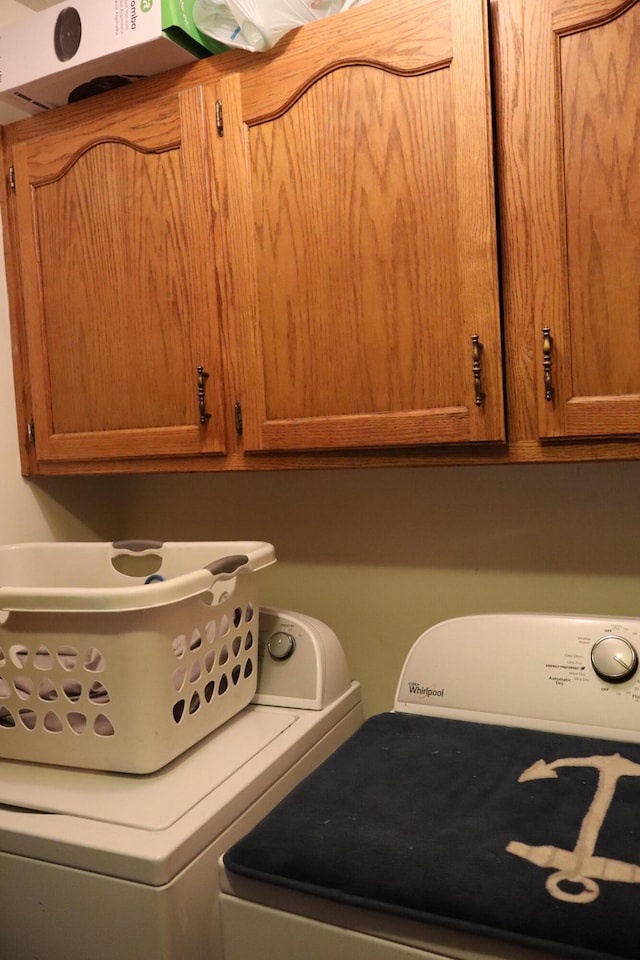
2, 0, 504, 473
3, 0, 640, 474
218, 0, 504, 452
523, 0, 640, 441
494, 0, 640, 450
5, 84, 228, 464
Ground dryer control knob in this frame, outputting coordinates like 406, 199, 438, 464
266, 631, 296, 661
591, 635, 638, 683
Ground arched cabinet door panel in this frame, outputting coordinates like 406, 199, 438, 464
219, 0, 504, 453
528, 0, 640, 439
11, 87, 227, 463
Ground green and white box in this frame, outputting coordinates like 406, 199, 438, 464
0, 0, 226, 116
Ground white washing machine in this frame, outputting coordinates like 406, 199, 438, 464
220, 613, 640, 960
0, 607, 362, 960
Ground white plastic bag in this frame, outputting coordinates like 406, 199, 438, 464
194, 0, 351, 52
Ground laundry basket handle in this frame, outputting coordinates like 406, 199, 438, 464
112, 539, 164, 553
205, 555, 249, 578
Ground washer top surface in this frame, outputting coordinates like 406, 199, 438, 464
0, 607, 363, 886
0, 683, 361, 885
0, 706, 296, 829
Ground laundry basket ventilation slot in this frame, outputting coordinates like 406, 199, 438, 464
170, 605, 256, 724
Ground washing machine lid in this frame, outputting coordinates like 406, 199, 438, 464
0, 706, 297, 829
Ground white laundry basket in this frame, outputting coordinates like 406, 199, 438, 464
0, 540, 275, 773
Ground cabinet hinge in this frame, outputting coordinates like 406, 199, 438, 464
27, 420, 35, 445
8, 166, 15, 191
215, 99, 224, 137
234, 401, 243, 436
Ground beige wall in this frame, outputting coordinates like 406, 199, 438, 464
120, 463, 640, 716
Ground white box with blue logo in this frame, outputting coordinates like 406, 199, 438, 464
0, 0, 226, 116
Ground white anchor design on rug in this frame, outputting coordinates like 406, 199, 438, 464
506, 754, 640, 903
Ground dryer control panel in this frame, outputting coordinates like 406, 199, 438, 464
395, 613, 640, 741
253, 608, 352, 710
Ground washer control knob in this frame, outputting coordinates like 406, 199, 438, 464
266, 631, 296, 662
591, 635, 638, 683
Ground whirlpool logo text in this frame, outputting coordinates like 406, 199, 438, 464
407, 682, 445, 698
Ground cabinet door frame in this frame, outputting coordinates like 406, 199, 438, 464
219, 0, 505, 454
10, 86, 228, 464
528, 0, 640, 439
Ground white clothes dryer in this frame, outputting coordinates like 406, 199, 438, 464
220, 613, 640, 960
0, 607, 362, 960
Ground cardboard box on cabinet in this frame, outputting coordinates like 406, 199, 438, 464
0, 0, 226, 116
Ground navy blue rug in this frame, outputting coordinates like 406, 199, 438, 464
225, 713, 640, 960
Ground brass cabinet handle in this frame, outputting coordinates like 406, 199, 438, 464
197, 366, 211, 424
471, 335, 485, 407
542, 327, 554, 402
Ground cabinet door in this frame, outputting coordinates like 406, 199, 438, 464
528, 0, 640, 439
220, 0, 504, 453
10, 87, 226, 463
